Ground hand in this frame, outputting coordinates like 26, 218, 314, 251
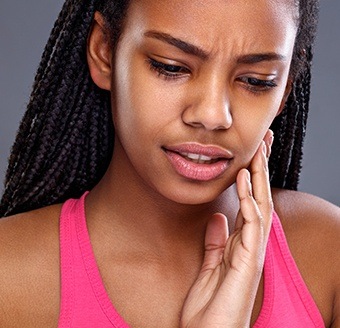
180, 131, 274, 328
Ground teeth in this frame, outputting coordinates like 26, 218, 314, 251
180, 152, 215, 164
199, 154, 213, 161
187, 153, 200, 160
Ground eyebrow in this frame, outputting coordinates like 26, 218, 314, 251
236, 53, 287, 64
144, 30, 286, 64
144, 30, 210, 60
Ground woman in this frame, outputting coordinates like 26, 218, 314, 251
0, 0, 339, 327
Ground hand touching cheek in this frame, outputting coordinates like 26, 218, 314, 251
180, 136, 274, 328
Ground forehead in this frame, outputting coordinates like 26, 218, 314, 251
124, 0, 298, 57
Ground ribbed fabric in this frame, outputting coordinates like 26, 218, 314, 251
58, 193, 325, 327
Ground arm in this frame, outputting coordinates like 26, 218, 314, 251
0, 207, 61, 327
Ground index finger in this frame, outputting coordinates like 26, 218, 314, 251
249, 141, 273, 235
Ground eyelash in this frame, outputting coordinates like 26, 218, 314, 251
147, 58, 189, 80
238, 76, 278, 94
147, 58, 278, 93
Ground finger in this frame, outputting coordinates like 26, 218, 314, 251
250, 141, 273, 236
199, 213, 228, 275
234, 209, 244, 232
235, 169, 264, 251
263, 129, 274, 160
180, 214, 229, 324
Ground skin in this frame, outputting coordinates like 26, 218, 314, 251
0, 0, 339, 327
92, 0, 293, 206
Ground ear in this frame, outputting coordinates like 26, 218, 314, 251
276, 78, 293, 117
87, 12, 112, 91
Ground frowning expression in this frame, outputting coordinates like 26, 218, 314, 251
110, 0, 297, 204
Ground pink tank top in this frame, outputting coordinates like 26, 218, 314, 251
57, 193, 325, 327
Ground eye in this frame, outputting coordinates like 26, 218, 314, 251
238, 76, 278, 94
147, 58, 190, 80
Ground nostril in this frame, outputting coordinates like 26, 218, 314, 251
183, 120, 205, 129
213, 124, 229, 131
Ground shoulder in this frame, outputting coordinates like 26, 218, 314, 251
272, 189, 340, 252
272, 188, 339, 246
0, 204, 62, 327
272, 188, 340, 327
272, 188, 339, 220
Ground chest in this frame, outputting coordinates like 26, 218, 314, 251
97, 262, 264, 328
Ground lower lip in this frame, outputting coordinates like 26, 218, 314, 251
164, 150, 231, 181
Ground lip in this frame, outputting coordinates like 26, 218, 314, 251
164, 143, 233, 159
163, 143, 233, 181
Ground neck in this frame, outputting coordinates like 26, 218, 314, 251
85, 151, 240, 263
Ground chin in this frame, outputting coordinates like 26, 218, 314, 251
156, 179, 231, 206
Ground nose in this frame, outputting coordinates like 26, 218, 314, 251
182, 78, 232, 131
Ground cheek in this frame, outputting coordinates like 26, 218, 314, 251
113, 59, 186, 140
232, 96, 282, 162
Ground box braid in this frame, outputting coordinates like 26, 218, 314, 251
269, 0, 319, 189
0, 0, 130, 217
0, 0, 319, 217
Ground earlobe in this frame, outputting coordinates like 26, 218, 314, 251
276, 79, 293, 117
87, 12, 112, 91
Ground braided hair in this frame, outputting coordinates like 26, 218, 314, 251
0, 0, 319, 217
270, 0, 319, 189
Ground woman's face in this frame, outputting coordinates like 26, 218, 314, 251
110, 0, 297, 205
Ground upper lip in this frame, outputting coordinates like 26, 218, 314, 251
163, 143, 233, 160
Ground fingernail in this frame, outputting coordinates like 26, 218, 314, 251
267, 135, 274, 160
245, 170, 253, 196
262, 141, 269, 171
245, 169, 251, 182
262, 141, 267, 156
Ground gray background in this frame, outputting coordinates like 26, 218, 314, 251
0, 1, 339, 206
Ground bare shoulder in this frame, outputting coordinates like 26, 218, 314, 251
272, 188, 340, 241
272, 188, 340, 327
272, 188, 340, 248
0, 204, 62, 327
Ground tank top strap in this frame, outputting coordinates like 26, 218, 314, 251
58, 196, 78, 327
58, 192, 129, 328
254, 211, 325, 327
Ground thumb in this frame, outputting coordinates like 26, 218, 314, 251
199, 213, 229, 276
180, 214, 229, 325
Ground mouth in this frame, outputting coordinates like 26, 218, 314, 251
176, 152, 220, 164
162, 143, 233, 181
